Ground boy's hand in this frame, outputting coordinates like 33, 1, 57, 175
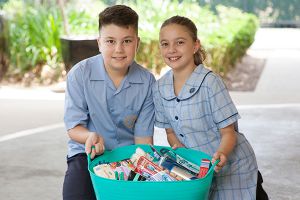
212, 151, 227, 173
85, 132, 105, 159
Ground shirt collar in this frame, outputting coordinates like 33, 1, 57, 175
89, 55, 143, 84
90, 54, 106, 81
158, 64, 212, 101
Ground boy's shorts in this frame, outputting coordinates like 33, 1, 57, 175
63, 153, 96, 200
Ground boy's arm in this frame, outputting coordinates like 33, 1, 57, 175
212, 123, 237, 172
133, 74, 155, 141
68, 125, 105, 159
166, 128, 184, 148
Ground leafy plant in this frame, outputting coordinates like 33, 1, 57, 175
3, 0, 62, 73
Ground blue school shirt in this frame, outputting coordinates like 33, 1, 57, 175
64, 54, 155, 157
153, 64, 258, 199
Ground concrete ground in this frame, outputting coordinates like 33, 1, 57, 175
0, 28, 300, 200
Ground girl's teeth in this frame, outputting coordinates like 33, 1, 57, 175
170, 57, 179, 61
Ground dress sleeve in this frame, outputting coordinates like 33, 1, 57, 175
133, 74, 155, 137
208, 74, 240, 129
64, 65, 89, 130
152, 82, 172, 129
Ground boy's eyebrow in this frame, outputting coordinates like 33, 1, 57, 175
102, 36, 135, 40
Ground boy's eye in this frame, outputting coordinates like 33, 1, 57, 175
106, 40, 115, 44
177, 40, 184, 45
123, 40, 132, 44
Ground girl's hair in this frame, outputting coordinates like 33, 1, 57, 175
160, 16, 206, 65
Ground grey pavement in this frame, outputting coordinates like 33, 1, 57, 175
0, 28, 300, 200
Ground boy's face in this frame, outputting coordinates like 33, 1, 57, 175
97, 24, 139, 74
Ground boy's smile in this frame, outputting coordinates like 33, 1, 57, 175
97, 24, 139, 75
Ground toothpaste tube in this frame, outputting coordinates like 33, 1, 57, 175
130, 147, 154, 166
160, 157, 197, 180
149, 171, 177, 181
135, 156, 162, 175
93, 164, 115, 179
197, 159, 210, 178
175, 154, 200, 174
150, 145, 163, 161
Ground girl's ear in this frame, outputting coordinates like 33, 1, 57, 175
194, 39, 201, 54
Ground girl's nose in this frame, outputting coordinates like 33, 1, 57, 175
168, 44, 177, 53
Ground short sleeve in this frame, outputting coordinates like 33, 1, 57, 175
152, 82, 172, 129
208, 74, 240, 129
64, 65, 89, 130
133, 74, 155, 137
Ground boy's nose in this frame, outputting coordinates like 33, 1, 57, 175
115, 42, 125, 52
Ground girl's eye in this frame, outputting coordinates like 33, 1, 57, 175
160, 42, 168, 47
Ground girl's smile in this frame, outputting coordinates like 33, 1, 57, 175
159, 24, 199, 72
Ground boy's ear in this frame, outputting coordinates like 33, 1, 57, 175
136, 36, 140, 52
97, 37, 101, 53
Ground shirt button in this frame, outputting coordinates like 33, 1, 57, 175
176, 98, 180, 102
175, 116, 178, 120
179, 134, 184, 137
189, 88, 195, 93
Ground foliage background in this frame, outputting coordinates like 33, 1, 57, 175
1, 0, 259, 84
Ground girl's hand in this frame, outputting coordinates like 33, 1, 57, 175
212, 151, 227, 173
85, 132, 105, 159
171, 143, 185, 150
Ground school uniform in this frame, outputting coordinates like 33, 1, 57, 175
153, 64, 260, 199
63, 54, 155, 200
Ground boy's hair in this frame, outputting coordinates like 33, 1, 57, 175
98, 5, 138, 34
161, 15, 206, 65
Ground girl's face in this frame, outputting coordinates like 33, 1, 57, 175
159, 24, 199, 72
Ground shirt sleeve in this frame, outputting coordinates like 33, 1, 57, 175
208, 74, 240, 129
133, 74, 155, 137
152, 81, 172, 129
64, 65, 89, 130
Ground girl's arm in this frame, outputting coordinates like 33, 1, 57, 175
166, 128, 185, 148
212, 123, 237, 172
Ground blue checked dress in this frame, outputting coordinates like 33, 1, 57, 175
153, 64, 258, 199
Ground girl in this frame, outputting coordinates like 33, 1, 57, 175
153, 15, 268, 199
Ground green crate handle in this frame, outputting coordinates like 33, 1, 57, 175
87, 145, 96, 166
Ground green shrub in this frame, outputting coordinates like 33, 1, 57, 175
2, 0, 258, 80
64, 0, 106, 36
3, 1, 62, 73
205, 6, 259, 75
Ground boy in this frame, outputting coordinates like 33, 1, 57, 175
63, 5, 155, 200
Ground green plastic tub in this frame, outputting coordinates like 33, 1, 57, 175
87, 144, 218, 200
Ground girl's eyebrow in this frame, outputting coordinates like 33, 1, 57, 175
160, 37, 187, 42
